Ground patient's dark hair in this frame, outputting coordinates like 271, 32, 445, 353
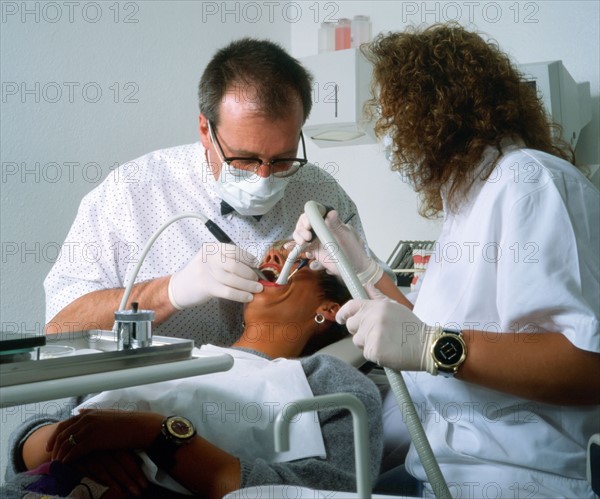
199, 38, 313, 125
301, 271, 352, 357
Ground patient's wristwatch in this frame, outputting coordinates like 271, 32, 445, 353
430, 328, 467, 377
148, 415, 196, 470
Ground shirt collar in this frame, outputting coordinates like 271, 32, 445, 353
441, 136, 525, 215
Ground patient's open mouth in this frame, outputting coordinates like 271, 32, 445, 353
259, 265, 282, 286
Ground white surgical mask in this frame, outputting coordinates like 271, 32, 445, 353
213, 163, 289, 216
207, 121, 290, 216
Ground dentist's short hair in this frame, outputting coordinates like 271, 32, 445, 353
199, 38, 314, 125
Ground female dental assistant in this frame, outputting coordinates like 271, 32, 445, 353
295, 24, 600, 498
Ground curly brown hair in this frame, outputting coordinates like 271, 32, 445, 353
362, 23, 575, 217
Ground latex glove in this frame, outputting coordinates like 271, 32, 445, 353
168, 243, 262, 309
336, 285, 438, 374
292, 210, 383, 285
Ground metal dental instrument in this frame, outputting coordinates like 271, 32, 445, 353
286, 257, 310, 281
203, 219, 268, 281
275, 243, 304, 285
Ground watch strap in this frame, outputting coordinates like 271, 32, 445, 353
147, 430, 178, 470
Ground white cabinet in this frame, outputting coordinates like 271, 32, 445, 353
300, 49, 377, 148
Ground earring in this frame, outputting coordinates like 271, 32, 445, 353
314, 313, 325, 324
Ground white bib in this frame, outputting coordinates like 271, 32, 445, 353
76, 345, 326, 492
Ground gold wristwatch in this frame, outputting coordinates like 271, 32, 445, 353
148, 415, 196, 470
430, 328, 467, 377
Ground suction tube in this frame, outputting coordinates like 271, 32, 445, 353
304, 200, 452, 499
275, 243, 303, 285
275, 203, 334, 286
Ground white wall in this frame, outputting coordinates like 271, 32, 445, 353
291, 0, 600, 260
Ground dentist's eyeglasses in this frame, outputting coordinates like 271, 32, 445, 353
208, 121, 308, 178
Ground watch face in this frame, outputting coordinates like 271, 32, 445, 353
166, 416, 195, 440
433, 336, 464, 367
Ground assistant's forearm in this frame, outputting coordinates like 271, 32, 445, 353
458, 330, 600, 405
374, 273, 414, 309
45, 276, 177, 333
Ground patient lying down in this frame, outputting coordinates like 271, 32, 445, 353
6, 243, 383, 499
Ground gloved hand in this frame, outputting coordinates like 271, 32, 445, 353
336, 285, 438, 374
168, 243, 263, 310
292, 210, 383, 285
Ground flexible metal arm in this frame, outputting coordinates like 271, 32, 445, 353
274, 392, 372, 499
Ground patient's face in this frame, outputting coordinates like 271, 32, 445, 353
244, 245, 325, 326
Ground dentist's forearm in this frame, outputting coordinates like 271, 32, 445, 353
45, 276, 177, 334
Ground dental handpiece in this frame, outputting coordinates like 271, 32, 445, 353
117, 212, 267, 314
204, 219, 267, 281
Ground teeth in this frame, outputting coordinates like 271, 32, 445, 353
260, 266, 280, 282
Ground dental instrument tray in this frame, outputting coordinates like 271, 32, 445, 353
0, 330, 194, 387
